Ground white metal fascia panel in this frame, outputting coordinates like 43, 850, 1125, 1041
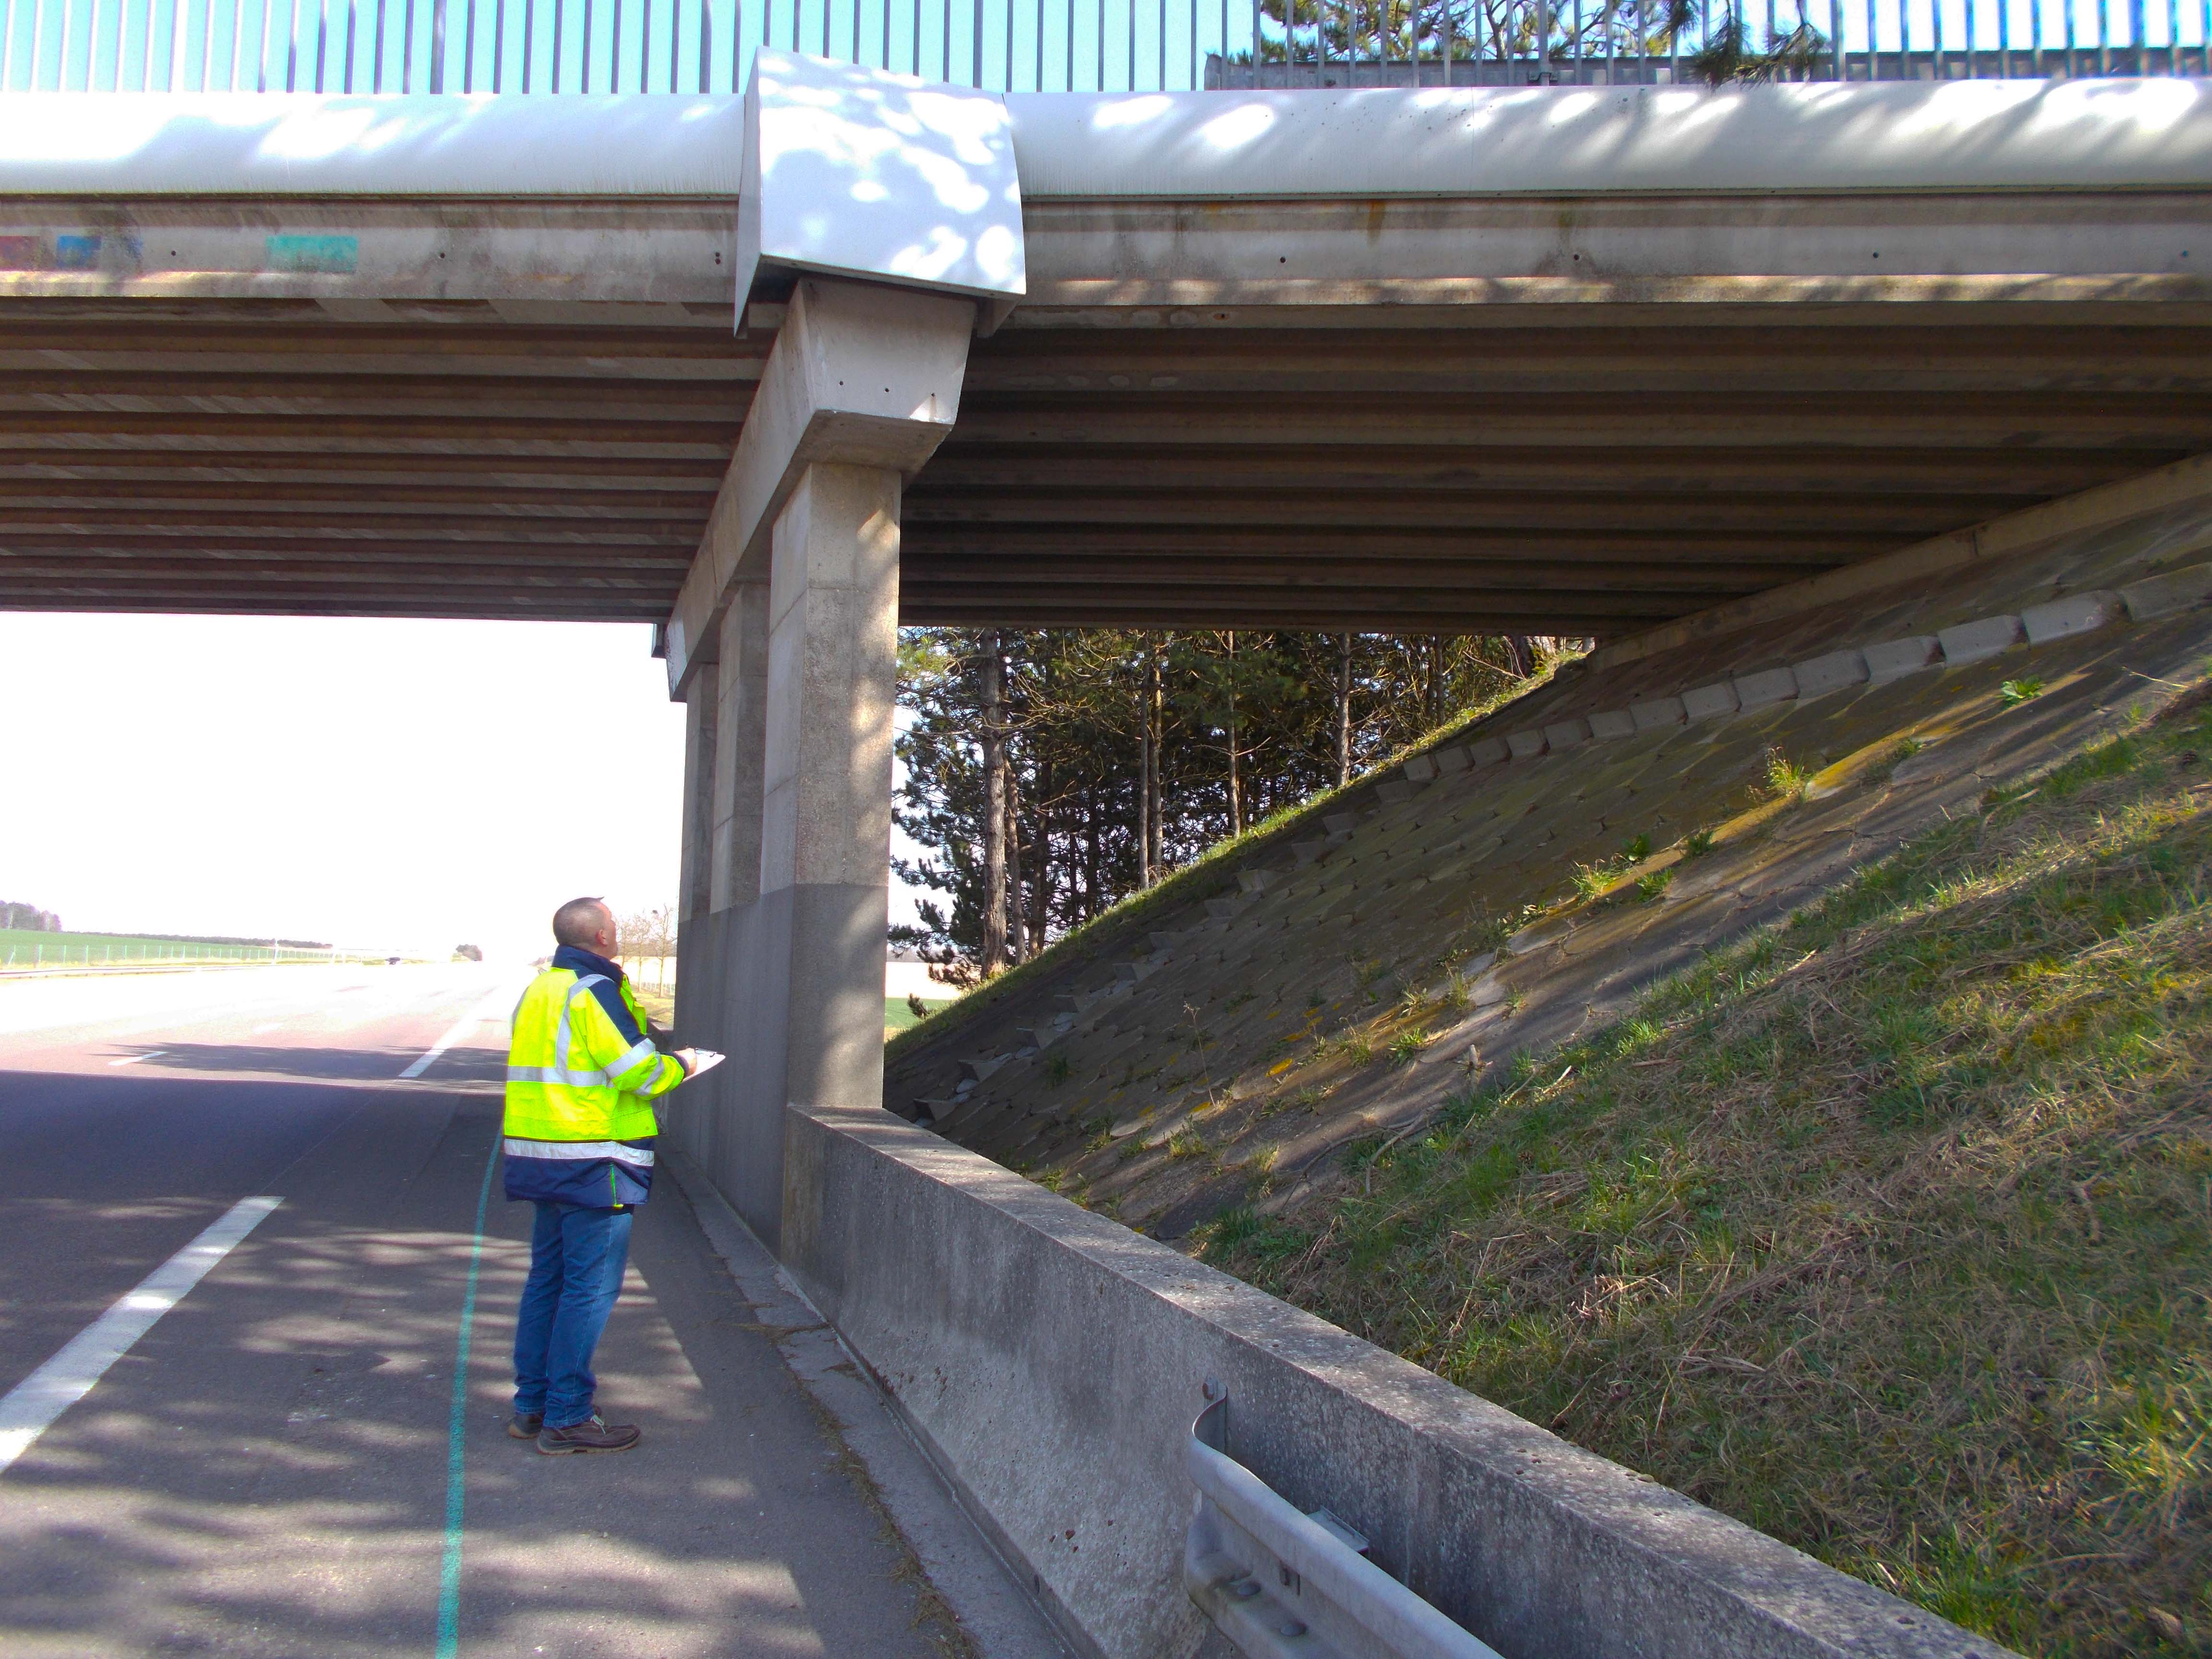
0, 93, 745, 196
734, 50, 1024, 303
1003, 77, 2212, 200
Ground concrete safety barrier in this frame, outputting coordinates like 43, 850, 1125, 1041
774, 1101, 2019, 1659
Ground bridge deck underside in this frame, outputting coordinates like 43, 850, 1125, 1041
0, 297, 757, 623
3, 298, 2210, 635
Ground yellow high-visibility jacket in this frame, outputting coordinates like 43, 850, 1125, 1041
503, 945, 687, 1208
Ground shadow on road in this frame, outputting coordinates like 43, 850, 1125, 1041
0, 1107, 944, 1658
90, 1042, 511, 1088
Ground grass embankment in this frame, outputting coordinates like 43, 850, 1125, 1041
1201, 697, 2212, 1659
885, 661, 1567, 1069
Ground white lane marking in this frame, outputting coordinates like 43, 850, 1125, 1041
0, 1195, 282, 1475
107, 1051, 167, 1067
398, 984, 521, 1081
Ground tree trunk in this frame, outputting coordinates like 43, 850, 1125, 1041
1006, 767, 1026, 963
1084, 786, 1103, 922
1029, 758, 1055, 950
1226, 630, 1243, 838
1427, 634, 1444, 730
1335, 631, 1354, 787
1503, 634, 1536, 679
1136, 643, 1153, 889
979, 631, 1007, 974
1148, 638, 1165, 877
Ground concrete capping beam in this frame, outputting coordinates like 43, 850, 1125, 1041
1792, 648, 1868, 699
1630, 695, 1687, 731
779, 1102, 2021, 1659
664, 276, 975, 697
2122, 560, 2212, 621
1587, 708, 1637, 740
1682, 681, 1741, 721
1542, 715, 1592, 751
1588, 450, 2212, 677
1504, 728, 1548, 760
1731, 666, 1797, 710
1936, 613, 2025, 667
1466, 736, 1510, 768
2020, 589, 2123, 644
1864, 634, 1942, 684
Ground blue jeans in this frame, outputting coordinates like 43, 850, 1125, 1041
512, 1202, 633, 1429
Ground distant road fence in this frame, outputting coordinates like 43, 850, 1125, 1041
0, 931, 401, 976
0, 0, 2199, 97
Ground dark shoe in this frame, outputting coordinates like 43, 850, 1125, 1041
536, 1414, 641, 1455
507, 1412, 543, 1440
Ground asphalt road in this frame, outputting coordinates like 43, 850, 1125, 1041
0, 965, 970, 1658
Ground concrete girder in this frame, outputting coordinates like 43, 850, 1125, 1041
1013, 193, 2212, 298
0, 201, 736, 306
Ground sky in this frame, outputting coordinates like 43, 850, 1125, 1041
0, 611, 929, 965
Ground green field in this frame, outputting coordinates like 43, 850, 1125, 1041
885, 995, 956, 1036
0, 928, 366, 970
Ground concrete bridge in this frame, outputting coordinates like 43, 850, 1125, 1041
5, 59, 2212, 1658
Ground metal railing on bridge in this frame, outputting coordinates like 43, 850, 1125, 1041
0, 0, 2201, 101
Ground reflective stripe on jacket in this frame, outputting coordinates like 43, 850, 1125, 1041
503, 944, 686, 1208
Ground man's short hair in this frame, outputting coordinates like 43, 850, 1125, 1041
552, 897, 611, 947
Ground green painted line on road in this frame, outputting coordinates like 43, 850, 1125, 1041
436, 1126, 501, 1659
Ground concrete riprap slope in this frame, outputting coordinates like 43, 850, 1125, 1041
886, 455, 2212, 1239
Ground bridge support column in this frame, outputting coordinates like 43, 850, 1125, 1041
670, 661, 718, 1118
708, 584, 770, 913
664, 277, 973, 1248
675, 663, 719, 931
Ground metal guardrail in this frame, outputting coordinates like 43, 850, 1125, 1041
0, 0, 2201, 96
1185, 1388, 1502, 1659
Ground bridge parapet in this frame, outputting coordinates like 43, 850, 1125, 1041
0, 0, 2197, 98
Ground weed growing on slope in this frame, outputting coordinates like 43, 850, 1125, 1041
1203, 699, 2212, 1659
1762, 745, 1814, 799
1570, 834, 1661, 902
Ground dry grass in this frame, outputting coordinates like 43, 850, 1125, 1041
1201, 701, 2212, 1659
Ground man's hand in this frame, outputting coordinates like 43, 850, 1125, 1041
674, 1047, 725, 1078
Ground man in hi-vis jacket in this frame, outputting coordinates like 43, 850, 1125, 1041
503, 896, 699, 1454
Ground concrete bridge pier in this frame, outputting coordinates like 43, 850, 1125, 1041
667, 277, 975, 1249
